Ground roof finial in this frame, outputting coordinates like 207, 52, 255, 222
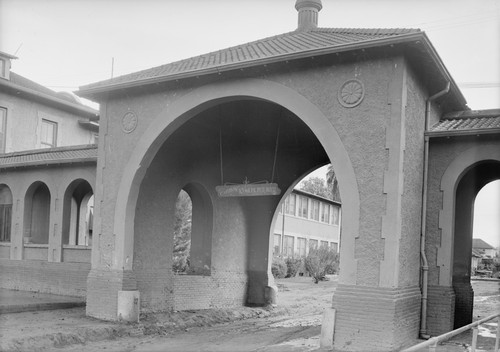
295, 0, 322, 31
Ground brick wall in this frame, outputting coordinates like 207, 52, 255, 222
0, 259, 90, 297
173, 270, 247, 311
453, 282, 473, 329
426, 285, 455, 335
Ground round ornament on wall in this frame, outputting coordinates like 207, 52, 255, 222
122, 111, 138, 133
338, 79, 364, 108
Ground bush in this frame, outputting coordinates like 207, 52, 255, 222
285, 257, 303, 278
272, 256, 288, 279
304, 247, 339, 283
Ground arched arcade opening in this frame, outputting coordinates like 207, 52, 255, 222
452, 160, 500, 328
23, 182, 51, 244
132, 98, 347, 312
62, 179, 94, 247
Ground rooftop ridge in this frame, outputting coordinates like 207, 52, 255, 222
78, 27, 422, 94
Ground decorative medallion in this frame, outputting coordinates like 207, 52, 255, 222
122, 111, 138, 133
338, 79, 364, 108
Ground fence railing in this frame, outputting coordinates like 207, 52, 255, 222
401, 313, 500, 352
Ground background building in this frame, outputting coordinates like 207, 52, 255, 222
0, 51, 98, 154
273, 189, 341, 258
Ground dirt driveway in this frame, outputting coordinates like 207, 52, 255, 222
3, 277, 499, 352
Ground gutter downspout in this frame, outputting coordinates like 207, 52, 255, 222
420, 82, 450, 338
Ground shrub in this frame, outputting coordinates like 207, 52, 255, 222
304, 247, 339, 283
285, 257, 303, 278
272, 256, 288, 279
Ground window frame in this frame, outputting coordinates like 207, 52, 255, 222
40, 119, 58, 148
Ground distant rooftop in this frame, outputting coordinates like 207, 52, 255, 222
0, 145, 97, 169
472, 238, 495, 250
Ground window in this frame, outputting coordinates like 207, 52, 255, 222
321, 203, 330, 223
285, 194, 296, 215
332, 206, 340, 225
0, 108, 6, 153
331, 242, 338, 253
283, 235, 294, 257
0, 59, 5, 78
320, 241, 329, 248
40, 119, 57, 148
92, 133, 99, 145
273, 234, 281, 254
311, 199, 320, 221
309, 239, 318, 250
297, 237, 306, 257
0, 204, 11, 242
298, 195, 308, 218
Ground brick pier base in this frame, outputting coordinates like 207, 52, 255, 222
332, 284, 421, 351
426, 285, 455, 335
453, 281, 473, 329
86, 269, 137, 320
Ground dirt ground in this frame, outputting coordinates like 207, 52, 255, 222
1, 277, 498, 352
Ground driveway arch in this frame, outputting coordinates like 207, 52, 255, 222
111, 78, 360, 283
437, 144, 500, 286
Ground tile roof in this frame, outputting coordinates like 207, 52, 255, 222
428, 109, 500, 136
79, 27, 421, 93
0, 145, 97, 169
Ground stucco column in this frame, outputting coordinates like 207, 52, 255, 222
10, 195, 24, 260
48, 195, 62, 262
332, 59, 421, 351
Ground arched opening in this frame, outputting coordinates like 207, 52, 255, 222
132, 97, 341, 311
270, 164, 342, 282
0, 184, 13, 242
452, 160, 500, 328
62, 179, 94, 246
172, 184, 213, 275
23, 182, 51, 244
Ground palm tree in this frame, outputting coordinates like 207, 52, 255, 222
326, 164, 341, 202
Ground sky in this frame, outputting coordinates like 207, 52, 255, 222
1, 0, 499, 246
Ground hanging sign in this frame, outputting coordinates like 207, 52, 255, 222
216, 183, 281, 197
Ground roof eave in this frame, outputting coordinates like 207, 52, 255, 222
77, 31, 467, 110
0, 79, 99, 118
426, 128, 500, 138
0, 157, 97, 170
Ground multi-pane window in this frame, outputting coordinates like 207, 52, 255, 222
40, 119, 58, 148
298, 195, 308, 218
273, 234, 281, 254
321, 203, 330, 223
330, 242, 338, 253
320, 240, 329, 248
297, 237, 306, 257
309, 239, 318, 250
332, 206, 340, 225
283, 235, 294, 257
0, 108, 6, 153
0, 204, 11, 242
285, 194, 296, 215
311, 199, 320, 221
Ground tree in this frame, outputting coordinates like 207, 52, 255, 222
172, 190, 192, 273
304, 246, 339, 283
326, 164, 341, 202
299, 176, 332, 199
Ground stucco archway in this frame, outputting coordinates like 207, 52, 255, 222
436, 144, 500, 328
111, 78, 360, 286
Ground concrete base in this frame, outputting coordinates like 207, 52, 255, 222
117, 290, 140, 322
320, 308, 336, 348
332, 284, 421, 351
